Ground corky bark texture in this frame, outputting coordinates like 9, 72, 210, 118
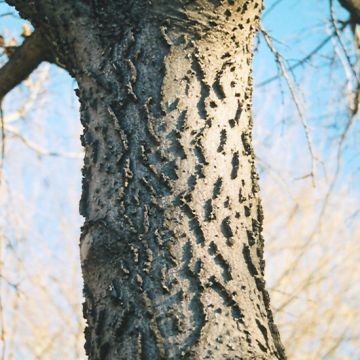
4, 0, 286, 359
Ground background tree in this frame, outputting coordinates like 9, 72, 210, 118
255, 0, 360, 358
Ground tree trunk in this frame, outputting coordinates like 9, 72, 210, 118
6, 0, 286, 359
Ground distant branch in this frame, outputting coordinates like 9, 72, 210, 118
0, 29, 54, 182
330, 0, 358, 79
0, 106, 4, 182
262, 0, 285, 19
257, 24, 348, 87
260, 25, 317, 185
0, 12, 14, 18
6, 125, 83, 159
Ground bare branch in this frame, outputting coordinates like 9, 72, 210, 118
257, 34, 333, 87
330, 0, 358, 80
260, 25, 317, 185
0, 12, 14, 18
6, 125, 83, 159
0, 30, 52, 101
257, 24, 348, 87
0, 106, 4, 177
263, 0, 285, 19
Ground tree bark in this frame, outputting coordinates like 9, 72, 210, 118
5, 0, 286, 359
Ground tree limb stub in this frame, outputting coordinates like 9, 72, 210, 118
0, 29, 52, 101
339, 0, 360, 23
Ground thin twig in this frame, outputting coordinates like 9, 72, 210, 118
262, 0, 285, 20
273, 107, 356, 290
329, 0, 358, 80
0, 12, 14, 18
0, 233, 6, 360
0, 101, 4, 187
260, 25, 317, 185
6, 125, 83, 159
257, 24, 348, 87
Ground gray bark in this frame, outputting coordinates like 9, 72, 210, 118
5, 0, 286, 359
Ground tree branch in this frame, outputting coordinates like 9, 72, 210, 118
339, 0, 360, 23
4, 0, 38, 21
0, 29, 52, 101
260, 25, 317, 186
257, 22, 348, 87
